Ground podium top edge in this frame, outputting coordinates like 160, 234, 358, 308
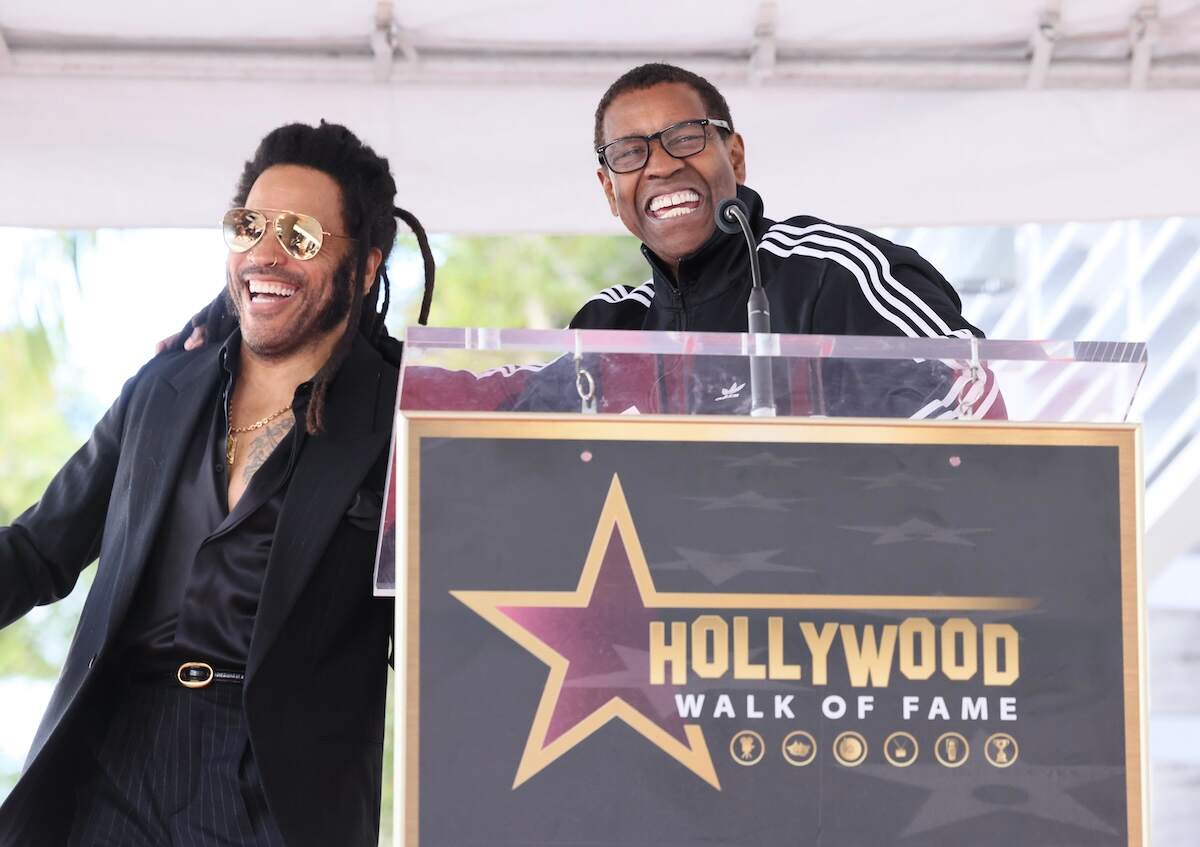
402, 327, 1147, 365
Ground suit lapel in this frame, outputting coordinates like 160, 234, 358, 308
102, 346, 223, 644
247, 337, 392, 679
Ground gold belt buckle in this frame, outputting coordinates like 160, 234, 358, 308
177, 661, 214, 689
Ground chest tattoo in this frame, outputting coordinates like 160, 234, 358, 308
241, 414, 295, 484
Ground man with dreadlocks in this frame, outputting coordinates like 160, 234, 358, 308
0, 121, 434, 847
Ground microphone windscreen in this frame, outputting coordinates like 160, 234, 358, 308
714, 197, 749, 235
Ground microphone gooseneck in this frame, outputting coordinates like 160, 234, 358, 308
714, 197, 775, 417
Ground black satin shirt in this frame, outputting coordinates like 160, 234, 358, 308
118, 334, 309, 668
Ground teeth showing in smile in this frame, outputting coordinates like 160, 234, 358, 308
648, 190, 701, 219
248, 279, 297, 300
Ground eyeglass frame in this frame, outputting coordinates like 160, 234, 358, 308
595, 118, 733, 174
222, 206, 355, 261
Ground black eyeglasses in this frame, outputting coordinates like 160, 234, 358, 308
596, 118, 732, 174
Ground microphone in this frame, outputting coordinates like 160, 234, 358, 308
714, 196, 748, 235
715, 197, 775, 417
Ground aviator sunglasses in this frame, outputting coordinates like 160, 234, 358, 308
222, 207, 354, 261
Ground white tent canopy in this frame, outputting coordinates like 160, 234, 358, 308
3, 0, 1200, 582
2, 0, 1200, 231
3, 1, 1200, 572
3, 0, 1200, 574
4, 2, 1200, 827
7, 0, 1200, 580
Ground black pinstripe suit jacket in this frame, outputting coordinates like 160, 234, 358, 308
0, 333, 398, 847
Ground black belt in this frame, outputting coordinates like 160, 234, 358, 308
176, 661, 245, 689
118, 656, 247, 688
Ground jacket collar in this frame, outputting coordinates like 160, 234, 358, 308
170, 328, 389, 441
641, 184, 769, 306
307, 332, 390, 441
246, 330, 394, 680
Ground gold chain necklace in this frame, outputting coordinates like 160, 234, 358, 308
226, 395, 292, 467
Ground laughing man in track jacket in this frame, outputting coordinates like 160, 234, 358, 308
575, 62, 982, 345
176, 64, 999, 419
539, 63, 1000, 420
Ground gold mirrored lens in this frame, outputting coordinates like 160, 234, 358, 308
223, 208, 327, 260
276, 212, 322, 260
223, 208, 267, 253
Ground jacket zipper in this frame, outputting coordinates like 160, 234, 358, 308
671, 284, 688, 331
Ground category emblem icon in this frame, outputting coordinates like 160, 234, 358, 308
985, 733, 1019, 768
883, 731, 919, 767
730, 730, 765, 766
781, 731, 817, 767
832, 731, 868, 767
935, 732, 970, 768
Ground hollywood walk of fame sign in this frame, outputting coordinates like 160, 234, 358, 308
397, 414, 1144, 847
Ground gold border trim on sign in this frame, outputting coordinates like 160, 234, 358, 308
403, 414, 1144, 847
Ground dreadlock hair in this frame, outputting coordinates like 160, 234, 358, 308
593, 63, 735, 150
202, 121, 435, 436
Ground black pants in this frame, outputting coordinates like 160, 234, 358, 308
67, 680, 287, 847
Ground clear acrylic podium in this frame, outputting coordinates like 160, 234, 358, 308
383, 327, 1147, 847
393, 326, 1145, 422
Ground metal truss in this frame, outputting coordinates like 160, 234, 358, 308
882, 216, 1200, 576
1, 0, 1198, 89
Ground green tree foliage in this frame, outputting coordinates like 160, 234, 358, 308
374, 234, 645, 845
0, 230, 648, 837
0, 325, 86, 679
0, 322, 93, 799
370, 233, 650, 844
390, 234, 647, 329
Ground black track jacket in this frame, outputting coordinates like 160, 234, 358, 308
403, 186, 1000, 420
569, 184, 982, 340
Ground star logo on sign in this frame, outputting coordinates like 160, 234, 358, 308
560, 644, 680, 719
847, 472, 948, 491
841, 518, 990, 546
859, 739, 1123, 836
452, 476, 1035, 791
684, 491, 809, 512
564, 644, 801, 720
452, 476, 719, 789
651, 547, 813, 586
720, 451, 816, 469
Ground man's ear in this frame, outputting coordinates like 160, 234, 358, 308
728, 132, 747, 184
363, 247, 384, 295
597, 167, 620, 217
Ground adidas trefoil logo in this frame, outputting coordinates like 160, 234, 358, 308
715, 380, 746, 402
